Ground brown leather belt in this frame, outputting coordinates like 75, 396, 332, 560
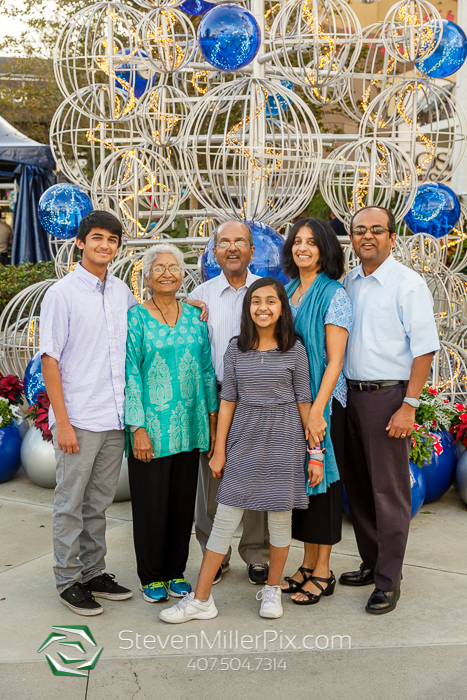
347, 380, 406, 392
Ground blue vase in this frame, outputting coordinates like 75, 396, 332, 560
0, 424, 22, 483
409, 460, 426, 518
423, 429, 457, 503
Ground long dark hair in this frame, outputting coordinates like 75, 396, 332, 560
281, 217, 344, 280
236, 277, 296, 353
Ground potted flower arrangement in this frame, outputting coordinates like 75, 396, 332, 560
21, 390, 56, 489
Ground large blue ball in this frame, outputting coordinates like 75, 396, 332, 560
24, 352, 45, 406
198, 4, 261, 71
201, 221, 289, 284
416, 21, 467, 78
179, 0, 215, 15
423, 429, 457, 503
38, 184, 93, 240
115, 48, 156, 98
409, 461, 426, 518
0, 424, 22, 483
405, 183, 460, 238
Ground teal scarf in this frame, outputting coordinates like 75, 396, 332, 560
286, 272, 342, 495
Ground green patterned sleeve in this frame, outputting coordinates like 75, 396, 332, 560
199, 318, 219, 413
125, 309, 146, 428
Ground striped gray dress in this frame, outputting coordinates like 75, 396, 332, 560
216, 338, 311, 512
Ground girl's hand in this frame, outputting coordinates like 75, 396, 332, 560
307, 460, 324, 489
133, 427, 154, 463
207, 414, 218, 458
209, 452, 226, 479
184, 298, 209, 322
306, 408, 327, 446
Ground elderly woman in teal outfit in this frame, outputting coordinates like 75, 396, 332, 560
126, 243, 218, 603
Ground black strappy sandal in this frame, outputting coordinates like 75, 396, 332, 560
281, 566, 314, 594
291, 572, 336, 605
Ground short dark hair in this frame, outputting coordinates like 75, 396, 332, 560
349, 206, 396, 236
281, 217, 344, 281
236, 277, 297, 354
76, 211, 123, 246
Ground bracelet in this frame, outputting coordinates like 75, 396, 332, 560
209, 411, 218, 416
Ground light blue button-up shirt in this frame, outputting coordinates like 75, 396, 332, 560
343, 254, 440, 381
40, 262, 138, 431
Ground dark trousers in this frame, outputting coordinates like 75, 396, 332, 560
128, 448, 199, 585
345, 384, 411, 591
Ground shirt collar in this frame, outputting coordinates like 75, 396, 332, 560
218, 268, 256, 293
353, 254, 396, 286
74, 261, 114, 291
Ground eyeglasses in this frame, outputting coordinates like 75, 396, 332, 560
151, 264, 182, 275
216, 239, 249, 249
352, 225, 390, 236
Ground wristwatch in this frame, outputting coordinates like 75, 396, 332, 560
403, 397, 420, 409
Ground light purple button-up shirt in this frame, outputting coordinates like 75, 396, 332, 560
39, 262, 138, 432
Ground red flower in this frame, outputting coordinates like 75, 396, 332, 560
0, 374, 24, 405
455, 403, 466, 412
27, 390, 52, 442
460, 414, 467, 424
427, 387, 438, 396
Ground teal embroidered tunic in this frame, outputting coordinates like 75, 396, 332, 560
125, 303, 218, 458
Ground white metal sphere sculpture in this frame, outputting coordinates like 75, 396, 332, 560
54, 2, 153, 121
319, 137, 417, 227
91, 145, 180, 238
381, 0, 442, 63
135, 84, 187, 146
136, 8, 196, 73
359, 79, 467, 184
269, 0, 362, 91
181, 77, 322, 224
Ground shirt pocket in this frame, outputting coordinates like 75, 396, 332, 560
370, 309, 391, 342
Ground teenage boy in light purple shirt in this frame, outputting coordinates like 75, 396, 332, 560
40, 211, 137, 616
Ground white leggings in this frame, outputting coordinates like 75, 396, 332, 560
207, 503, 292, 554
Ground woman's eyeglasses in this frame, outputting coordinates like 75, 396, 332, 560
151, 264, 182, 275
352, 226, 389, 236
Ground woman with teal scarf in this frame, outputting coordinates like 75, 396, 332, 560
280, 217, 352, 605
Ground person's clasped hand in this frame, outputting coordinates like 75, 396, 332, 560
133, 427, 154, 462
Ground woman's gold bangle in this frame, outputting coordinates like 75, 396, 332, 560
209, 411, 218, 416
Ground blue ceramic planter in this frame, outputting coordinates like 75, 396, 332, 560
409, 460, 426, 518
0, 424, 22, 483
423, 429, 457, 504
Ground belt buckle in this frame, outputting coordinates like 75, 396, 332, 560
370, 382, 380, 391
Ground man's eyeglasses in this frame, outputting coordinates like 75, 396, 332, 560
216, 239, 249, 249
151, 264, 182, 275
352, 226, 390, 236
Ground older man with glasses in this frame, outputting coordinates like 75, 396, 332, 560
339, 206, 440, 615
187, 220, 270, 586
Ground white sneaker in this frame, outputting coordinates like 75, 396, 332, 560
256, 585, 283, 619
159, 592, 218, 624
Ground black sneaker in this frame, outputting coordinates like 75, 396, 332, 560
83, 572, 133, 600
213, 563, 231, 586
59, 582, 103, 616
248, 563, 269, 585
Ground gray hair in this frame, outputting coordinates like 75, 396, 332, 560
213, 220, 253, 247
142, 242, 185, 279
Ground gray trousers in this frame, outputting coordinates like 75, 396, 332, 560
51, 425, 125, 593
195, 450, 270, 566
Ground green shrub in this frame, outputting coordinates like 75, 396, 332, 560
0, 262, 56, 315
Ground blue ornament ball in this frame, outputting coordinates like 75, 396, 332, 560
405, 183, 460, 238
198, 4, 261, 71
455, 449, 467, 506
416, 20, 467, 79
115, 48, 156, 98
179, 0, 215, 15
0, 424, 22, 484
423, 429, 457, 504
38, 184, 93, 240
266, 81, 294, 117
201, 221, 289, 284
409, 461, 426, 518
24, 352, 45, 406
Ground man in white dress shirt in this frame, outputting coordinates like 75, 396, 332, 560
339, 206, 440, 614
188, 220, 270, 585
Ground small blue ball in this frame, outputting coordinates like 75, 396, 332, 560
266, 81, 294, 117
201, 221, 289, 284
416, 20, 467, 78
115, 48, 156, 98
405, 183, 460, 238
24, 352, 45, 406
38, 184, 93, 240
198, 4, 261, 71
179, 0, 215, 15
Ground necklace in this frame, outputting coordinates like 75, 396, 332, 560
151, 298, 180, 328
259, 344, 278, 364
296, 285, 305, 305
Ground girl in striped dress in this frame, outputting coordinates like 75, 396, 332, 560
160, 277, 319, 624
